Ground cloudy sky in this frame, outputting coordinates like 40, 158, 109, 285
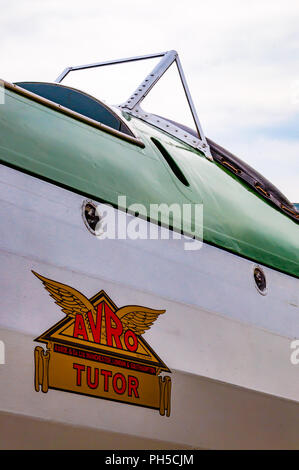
1, 0, 299, 201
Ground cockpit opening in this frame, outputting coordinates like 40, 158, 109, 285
15, 82, 134, 137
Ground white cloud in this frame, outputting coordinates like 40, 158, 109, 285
0, 0, 298, 200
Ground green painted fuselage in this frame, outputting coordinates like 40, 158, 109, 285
0, 86, 298, 277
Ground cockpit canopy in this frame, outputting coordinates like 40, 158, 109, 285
15, 82, 133, 137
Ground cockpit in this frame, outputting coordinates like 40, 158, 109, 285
11, 51, 299, 223
15, 82, 134, 137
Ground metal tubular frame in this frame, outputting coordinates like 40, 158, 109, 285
55, 51, 212, 159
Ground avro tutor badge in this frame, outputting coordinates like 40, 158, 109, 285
33, 271, 171, 416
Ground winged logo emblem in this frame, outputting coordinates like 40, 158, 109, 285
33, 270, 171, 416
32, 270, 165, 345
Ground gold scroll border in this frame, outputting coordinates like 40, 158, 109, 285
34, 346, 171, 417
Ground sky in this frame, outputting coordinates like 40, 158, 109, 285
1, 0, 299, 202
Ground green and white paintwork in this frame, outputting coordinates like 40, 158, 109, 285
0, 86, 298, 277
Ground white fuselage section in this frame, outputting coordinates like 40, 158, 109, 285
0, 164, 299, 449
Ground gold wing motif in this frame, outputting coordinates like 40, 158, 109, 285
32, 271, 96, 320
116, 306, 165, 336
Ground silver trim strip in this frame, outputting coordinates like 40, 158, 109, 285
2, 81, 145, 148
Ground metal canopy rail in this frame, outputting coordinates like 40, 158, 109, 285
55, 51, 212, 159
